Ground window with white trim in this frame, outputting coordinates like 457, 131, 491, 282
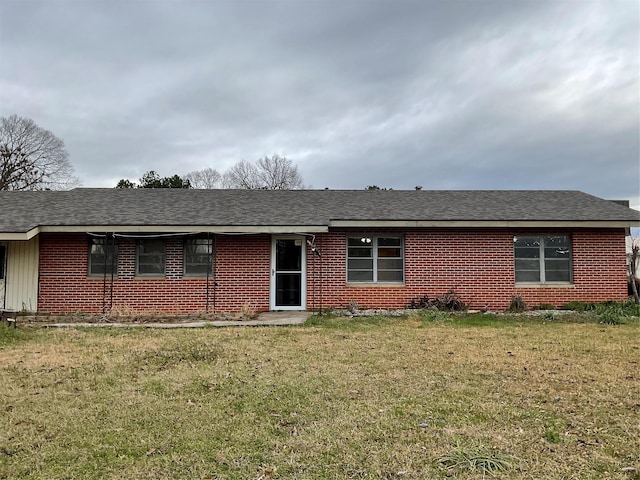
137, 239, 166, 276
184, 237, 214, 276
88, 237, 118, 276
514, 234, 572, 283
347, 235, 404, 283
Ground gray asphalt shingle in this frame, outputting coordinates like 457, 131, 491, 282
1, 188, 638, 233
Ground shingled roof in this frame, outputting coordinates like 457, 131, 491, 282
1, 188, 638, 239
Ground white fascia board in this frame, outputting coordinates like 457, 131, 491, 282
36, 225, 329, 234
329, 220, 640, 228
0, 232, 31, 241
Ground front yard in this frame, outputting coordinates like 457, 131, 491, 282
0, 312, 638, 479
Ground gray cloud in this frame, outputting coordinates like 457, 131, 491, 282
1, 0, 637, 208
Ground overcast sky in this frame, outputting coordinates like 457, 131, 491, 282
1, 0, 638, 208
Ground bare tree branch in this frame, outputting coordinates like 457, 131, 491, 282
222, 160, 262, 189
223, 156, 304, 189
184, 167, 221, 189
256, 155, 304, 190
0, 115, 80, 190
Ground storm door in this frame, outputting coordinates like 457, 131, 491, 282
270, 236, 306, 310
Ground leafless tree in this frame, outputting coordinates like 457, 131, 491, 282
222, 160, 262, 189
256, 155, 304, 189
223, 155, 304, 189
0, 114, 79, 190
184, 167, 222, 189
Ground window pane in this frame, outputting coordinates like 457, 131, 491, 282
137, 240, 165, 275
377, 270, 403, 282
348, 270, 374, 282
348, 259, 373, 270
544, 246, 570, 259
516, 259, 540, 271
515, 269, 540, 282
514, 236, 540, 248
89, 238, 117, 276
185, 238, 213, 275
515, 247, 540, 259
378, 247, 402, 258
378, 258, 403, 270
139, 240, 164, 255
378, 237, 402, 247
515, 257, 540, 283
348, 237, 373, 246
544, 235, 570, 248
545, 259, 571, 282
138, 263, 164, 275
348, 247, 372, 258
545, 269, 570, 282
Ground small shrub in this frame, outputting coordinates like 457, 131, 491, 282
431, 290, 467, 311
408, 290, 466, 311
508, 295, 527, 313
408, 294, 430, 309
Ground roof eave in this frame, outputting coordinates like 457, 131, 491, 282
37, 225, 329, 234
329, 220, 640, 228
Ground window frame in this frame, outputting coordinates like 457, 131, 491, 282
183, 237, 214, 276
514, 234, 573, 284
136, 238, 166, 277
88, 237, 118, 277
346, 234, 404, 284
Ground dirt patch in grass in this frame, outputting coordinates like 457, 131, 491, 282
0, 317, 638, 479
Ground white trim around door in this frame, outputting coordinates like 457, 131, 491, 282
270, 235, 306, 310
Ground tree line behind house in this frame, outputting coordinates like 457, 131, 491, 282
115, 155, 304, 190
0, 114, 304, 191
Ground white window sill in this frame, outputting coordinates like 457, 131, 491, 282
347, 282, 405, 288
515, 283, 574, 288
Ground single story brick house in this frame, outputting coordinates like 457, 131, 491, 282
0, 188, 638, 314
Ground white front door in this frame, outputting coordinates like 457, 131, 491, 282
270, 236, 306, 310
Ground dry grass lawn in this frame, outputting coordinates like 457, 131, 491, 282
0, 313, 638, 479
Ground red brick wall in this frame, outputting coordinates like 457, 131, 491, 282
307, 228, 629, 311
37, 229, 629, 314
38, 234, 271, 315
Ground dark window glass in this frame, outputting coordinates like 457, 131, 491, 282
184, 238, 213, 276
347, 235, 403, 283
137, 239, 166, 275
88, 238, 118, 276
514, 235, 571, 284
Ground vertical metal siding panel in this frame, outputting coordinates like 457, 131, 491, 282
5, 237, 39, 311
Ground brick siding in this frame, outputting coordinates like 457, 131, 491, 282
37, 228, 629, 314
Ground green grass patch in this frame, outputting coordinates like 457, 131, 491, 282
0, 317, 638, 478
